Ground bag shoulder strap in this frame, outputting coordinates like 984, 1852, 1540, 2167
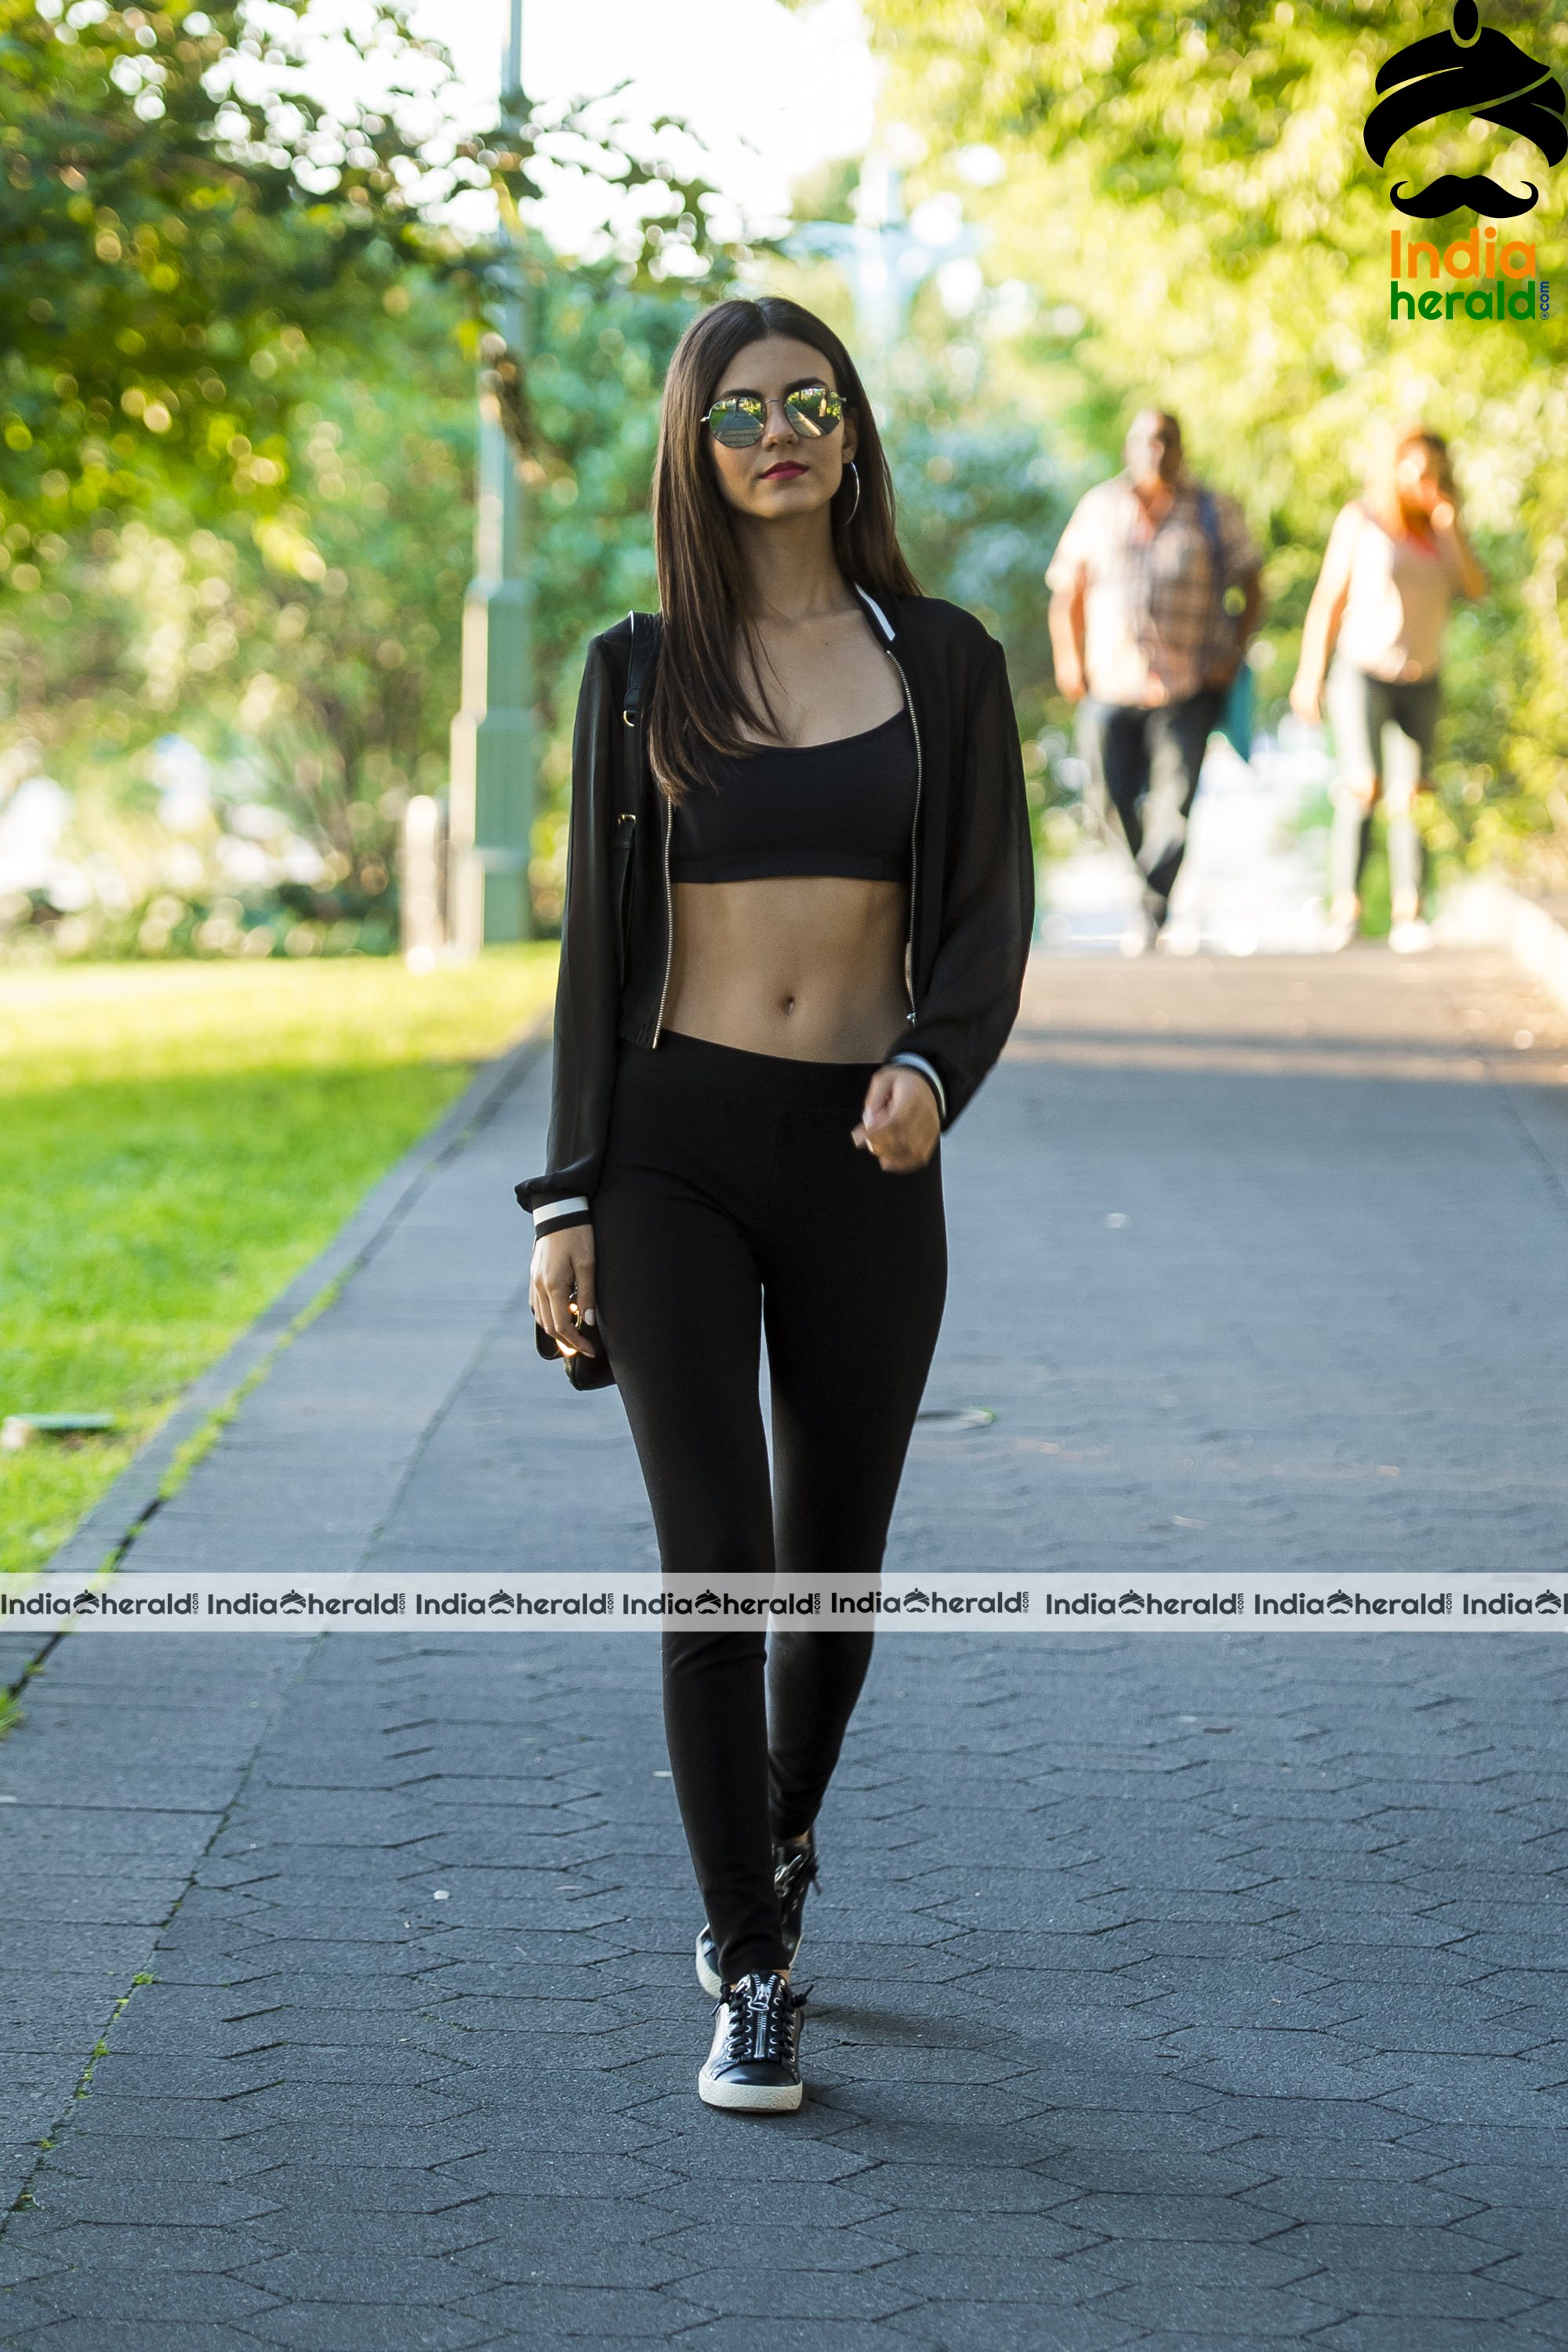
618, 610, 660, 819
622, 609, 659, 726
1193, 489, 1236, 666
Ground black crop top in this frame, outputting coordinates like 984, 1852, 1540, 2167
670, 709, 916, 885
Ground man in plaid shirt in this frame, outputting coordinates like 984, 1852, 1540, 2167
1047, 410, 1263, 951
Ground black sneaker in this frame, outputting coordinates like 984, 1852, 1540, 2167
698, 1970, 806, 2113
695, 1830, 818, 1998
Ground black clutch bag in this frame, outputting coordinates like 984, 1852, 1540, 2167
534, 1316, 615, 1392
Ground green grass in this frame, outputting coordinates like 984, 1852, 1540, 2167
0, 949, 558, 1580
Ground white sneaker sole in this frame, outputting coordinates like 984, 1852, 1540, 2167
698, 2070, 804, 2114
695, 1929, 723, 2000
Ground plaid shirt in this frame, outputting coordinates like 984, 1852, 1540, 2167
1047, 473, 1261, 707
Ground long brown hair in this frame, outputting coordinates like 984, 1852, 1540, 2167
646, 296, 920, 800
1364, 423, 1455, 535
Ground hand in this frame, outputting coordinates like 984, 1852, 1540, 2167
1290, 672, 1323, 724
1055, 661, 1087, 704
530, 1225, 598, 1356
853, 1066, 941, 1174
1430, 497, 1456, 532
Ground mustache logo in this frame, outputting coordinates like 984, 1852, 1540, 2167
1391, 172, 1541, 218
1366, 2, 1565, 221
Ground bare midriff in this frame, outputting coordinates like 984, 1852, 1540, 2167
663, 876, 911, 1063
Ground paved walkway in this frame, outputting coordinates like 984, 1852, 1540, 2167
4, 944, 1568, 2352
1042, 728, 1337, 957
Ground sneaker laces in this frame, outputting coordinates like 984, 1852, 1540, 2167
721, 1971, 803, 2067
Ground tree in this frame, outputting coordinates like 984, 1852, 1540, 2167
1, 0, 485, 536
1, 0, 757, 950
1, 0, 732, 550
0, 250, 728, 950
862, 0, 1568, 877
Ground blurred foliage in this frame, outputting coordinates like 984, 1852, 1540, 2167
2, 280, 468, 945
864, 0, 1568, 883
3, 0, 1079, 952
1, 0, 749, 954
1, 0, 739, 554
789, 156, 862, 227
888, 402, 1071, 742
1, 256, 724, 953
2, 0, 488, 539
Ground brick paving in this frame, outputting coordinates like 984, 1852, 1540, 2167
3, 942, 1568, 2352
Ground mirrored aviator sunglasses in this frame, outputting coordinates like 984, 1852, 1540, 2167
703, 385, 846, 448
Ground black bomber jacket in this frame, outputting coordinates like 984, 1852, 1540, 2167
517, 586, 1034, 1232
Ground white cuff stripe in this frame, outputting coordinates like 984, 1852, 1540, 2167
889, 1054, 947, 1122
533, 1196, 591, 1227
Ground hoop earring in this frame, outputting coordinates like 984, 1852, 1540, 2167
838, 460, 861, 525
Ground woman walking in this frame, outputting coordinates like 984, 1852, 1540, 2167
521, 296, 1033, 2112
1291, 424, 1486, 953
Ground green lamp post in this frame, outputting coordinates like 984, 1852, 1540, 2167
448, 0, 533, 951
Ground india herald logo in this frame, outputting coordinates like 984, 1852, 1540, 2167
1365, 0, 1566, 218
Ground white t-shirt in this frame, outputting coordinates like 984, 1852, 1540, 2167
1336, 502, 1462, 683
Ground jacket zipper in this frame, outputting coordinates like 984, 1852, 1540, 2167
626, 641, 673, 1048
652, 775, 673, 1045
887, 642, 922, 1018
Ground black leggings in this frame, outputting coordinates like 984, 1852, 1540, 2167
594, 1031, 947, 1982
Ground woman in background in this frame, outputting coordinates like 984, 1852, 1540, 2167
1291, 425, 1486, 953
